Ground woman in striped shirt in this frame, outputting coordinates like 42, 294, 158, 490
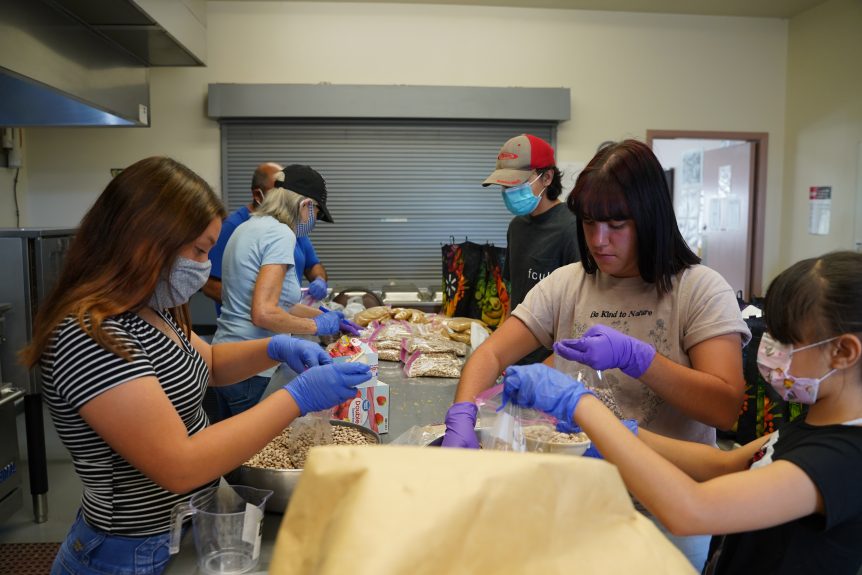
22, 156, 370, 575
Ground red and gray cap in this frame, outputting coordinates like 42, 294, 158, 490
482, 134, 556, 187
274, 164, 333, 223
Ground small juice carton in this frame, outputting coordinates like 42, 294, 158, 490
329, 336, 387, 433
328, 337, 379, 381
331, 379, 389, 434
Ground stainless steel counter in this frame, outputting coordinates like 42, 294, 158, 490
377, 361, 457, 443
165, 361, 459, 573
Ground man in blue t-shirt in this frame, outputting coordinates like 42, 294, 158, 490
203, 162, 332, 315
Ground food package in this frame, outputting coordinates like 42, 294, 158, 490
447, 331, 471, 344
391, 307, 414, 321
401, 335, 467, 357
376, 348, 400, 362
402, 350, 463, 378
270, 446, 696, 575
443, 316, 487, 333
353, 306, 392, 327
327, 337, 379, 382
369, 321, 414, 346
330, 379, 389, 434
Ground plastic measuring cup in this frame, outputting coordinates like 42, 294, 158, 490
170, 485, 273, 575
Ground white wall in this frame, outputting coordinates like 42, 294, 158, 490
782, 0, 862, 269
19, 2, 789, 286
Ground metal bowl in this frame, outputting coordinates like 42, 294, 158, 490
226, 420, 380, 513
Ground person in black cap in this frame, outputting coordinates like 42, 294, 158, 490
203, 163, 332, 315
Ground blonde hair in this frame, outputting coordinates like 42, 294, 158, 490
254, 186, 305, 231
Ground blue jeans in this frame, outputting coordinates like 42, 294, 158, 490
211, 375, 270, 421
651, 515, 710, 573
51, 511, 174, 575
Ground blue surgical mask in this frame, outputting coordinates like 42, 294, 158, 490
296, 203, 316, 237
149, 256, 211, 310
501, 175, 544, 216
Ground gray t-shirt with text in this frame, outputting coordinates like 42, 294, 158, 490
512, 263, 751, 446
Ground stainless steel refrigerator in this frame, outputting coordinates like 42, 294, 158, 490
0, 228, 75, 523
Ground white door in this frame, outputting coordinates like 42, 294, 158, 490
700, 143, 755, 299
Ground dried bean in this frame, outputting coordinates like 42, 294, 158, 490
590, 387, 624, 419
523, 425, 589, 445
404, 353, 462, 378
244, 424, 374, 470
377, 348, 401, 362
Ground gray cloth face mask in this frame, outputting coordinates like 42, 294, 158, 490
149, 256, 211, 310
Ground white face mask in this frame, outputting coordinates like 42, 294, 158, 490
756, 332, 838, 404
149, 257, 211, 310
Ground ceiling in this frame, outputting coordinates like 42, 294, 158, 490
216, 0, 829, 19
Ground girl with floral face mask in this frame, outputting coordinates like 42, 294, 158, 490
500, 250, 862, 575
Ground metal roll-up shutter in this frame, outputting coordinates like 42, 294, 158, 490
221, 119, 555, 291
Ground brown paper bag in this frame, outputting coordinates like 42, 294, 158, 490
270, 446, 694, 575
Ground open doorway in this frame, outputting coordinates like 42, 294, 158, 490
647, 130, 768, 300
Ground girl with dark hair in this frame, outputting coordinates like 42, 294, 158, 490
444, 140, 750, 570
22, 157, 371, 575
502, 251, 862, 575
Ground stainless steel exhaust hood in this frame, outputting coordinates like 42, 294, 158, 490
0, 0, 206, 127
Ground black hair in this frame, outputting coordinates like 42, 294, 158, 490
764, 251, 862, 344
537, 166, 563, 201
566, 139, 700, 295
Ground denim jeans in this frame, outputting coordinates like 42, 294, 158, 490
211, 375, 270, 421
51, 511, 174, 575
651, 515, 710, 573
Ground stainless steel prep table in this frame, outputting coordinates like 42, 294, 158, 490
164, 361, 460, 573
376, 361, 458, 443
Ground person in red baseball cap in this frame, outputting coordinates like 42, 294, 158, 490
482, 134, 580, 364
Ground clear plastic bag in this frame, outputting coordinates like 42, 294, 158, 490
390, 424, 446, 446
287, 410, 333, 453
573, 368, 624, 419
402, 350, 462, 378
482, 401, 527, 452
475, 384, 558, 452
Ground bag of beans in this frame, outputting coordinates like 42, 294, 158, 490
402, 350, 462, 378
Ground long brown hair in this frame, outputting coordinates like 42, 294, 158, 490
22, 157, 226, 366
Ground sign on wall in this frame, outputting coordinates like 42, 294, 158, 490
808, 185, 832, 235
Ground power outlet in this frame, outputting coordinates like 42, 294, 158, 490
1, 128, 13, 150
8, 147, 22, 167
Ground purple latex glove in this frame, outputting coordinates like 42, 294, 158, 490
553, 325, 656, 379
316, 306, 362, 337
440, 402, 480, 448
502, 364, 594, 426
339, 318, 362, 337
267, 334, 332, 373
313, 310, 344, 336
307, 278, 328, 301
556, 418, 639, 459
284, 362, 372, 415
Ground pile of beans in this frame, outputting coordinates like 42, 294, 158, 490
523, 425, 589, 445
591, 387, 624, 419
244, 424, 373, 470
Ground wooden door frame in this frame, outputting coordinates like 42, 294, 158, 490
646, 129, 768, 298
